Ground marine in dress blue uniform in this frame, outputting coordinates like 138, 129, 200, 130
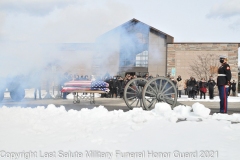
217, 55, 232, 113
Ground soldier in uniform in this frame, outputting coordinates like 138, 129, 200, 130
217, 55, 232, 114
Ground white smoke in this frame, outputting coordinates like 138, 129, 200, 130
0, 0, 133, 79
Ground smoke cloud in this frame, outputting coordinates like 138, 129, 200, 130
0, 0, 133, 84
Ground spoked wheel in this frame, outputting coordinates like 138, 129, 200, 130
142, 77, 177, 110
123, 78, 148, 110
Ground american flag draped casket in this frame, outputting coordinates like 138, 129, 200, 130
61, 80, 109, 93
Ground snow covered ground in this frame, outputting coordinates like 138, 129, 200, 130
177, 94, 240, 102
20, 88, 240, 102
0, 90, 240, 160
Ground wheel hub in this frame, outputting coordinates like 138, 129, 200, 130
157, 93, 164, 101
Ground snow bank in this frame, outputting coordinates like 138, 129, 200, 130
152, 102, 211, 122
192, 102, 211, 118
177, 94, 240, 102
0, 103, 240, 160
212, 113, 240, 123
173, 105, 192, 119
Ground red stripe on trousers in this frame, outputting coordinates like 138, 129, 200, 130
223, 85, 226, 113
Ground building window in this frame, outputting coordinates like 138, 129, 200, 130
136, 51, 148, 67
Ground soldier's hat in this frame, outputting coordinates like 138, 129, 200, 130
219, 55, 227, 59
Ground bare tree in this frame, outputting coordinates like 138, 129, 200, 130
189, 54, 219, 80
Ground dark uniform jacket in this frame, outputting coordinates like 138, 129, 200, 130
217, 63, 232, 86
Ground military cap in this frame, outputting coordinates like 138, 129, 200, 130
219, 55, 227, 59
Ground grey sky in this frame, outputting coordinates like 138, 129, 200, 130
0, 0, 239, 76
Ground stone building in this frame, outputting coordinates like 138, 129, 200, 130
167, 43, 239, 82
59, 18, 239, 86
92, 18, 173, 77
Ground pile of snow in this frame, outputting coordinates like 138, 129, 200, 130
212, 113, 240, 123
0, 102, 240, 159
192, 102, 211, 118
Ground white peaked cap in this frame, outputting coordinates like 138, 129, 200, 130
219, 55, 227, 59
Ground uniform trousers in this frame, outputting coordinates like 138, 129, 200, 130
218, 85, 229, 113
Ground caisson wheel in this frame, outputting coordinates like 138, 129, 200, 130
142, 77, 177, 110
123, 78, 148, 110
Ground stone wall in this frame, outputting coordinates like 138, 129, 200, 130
167, 43, 239, 84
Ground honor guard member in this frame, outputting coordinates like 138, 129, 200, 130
217, 55, 232, 114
